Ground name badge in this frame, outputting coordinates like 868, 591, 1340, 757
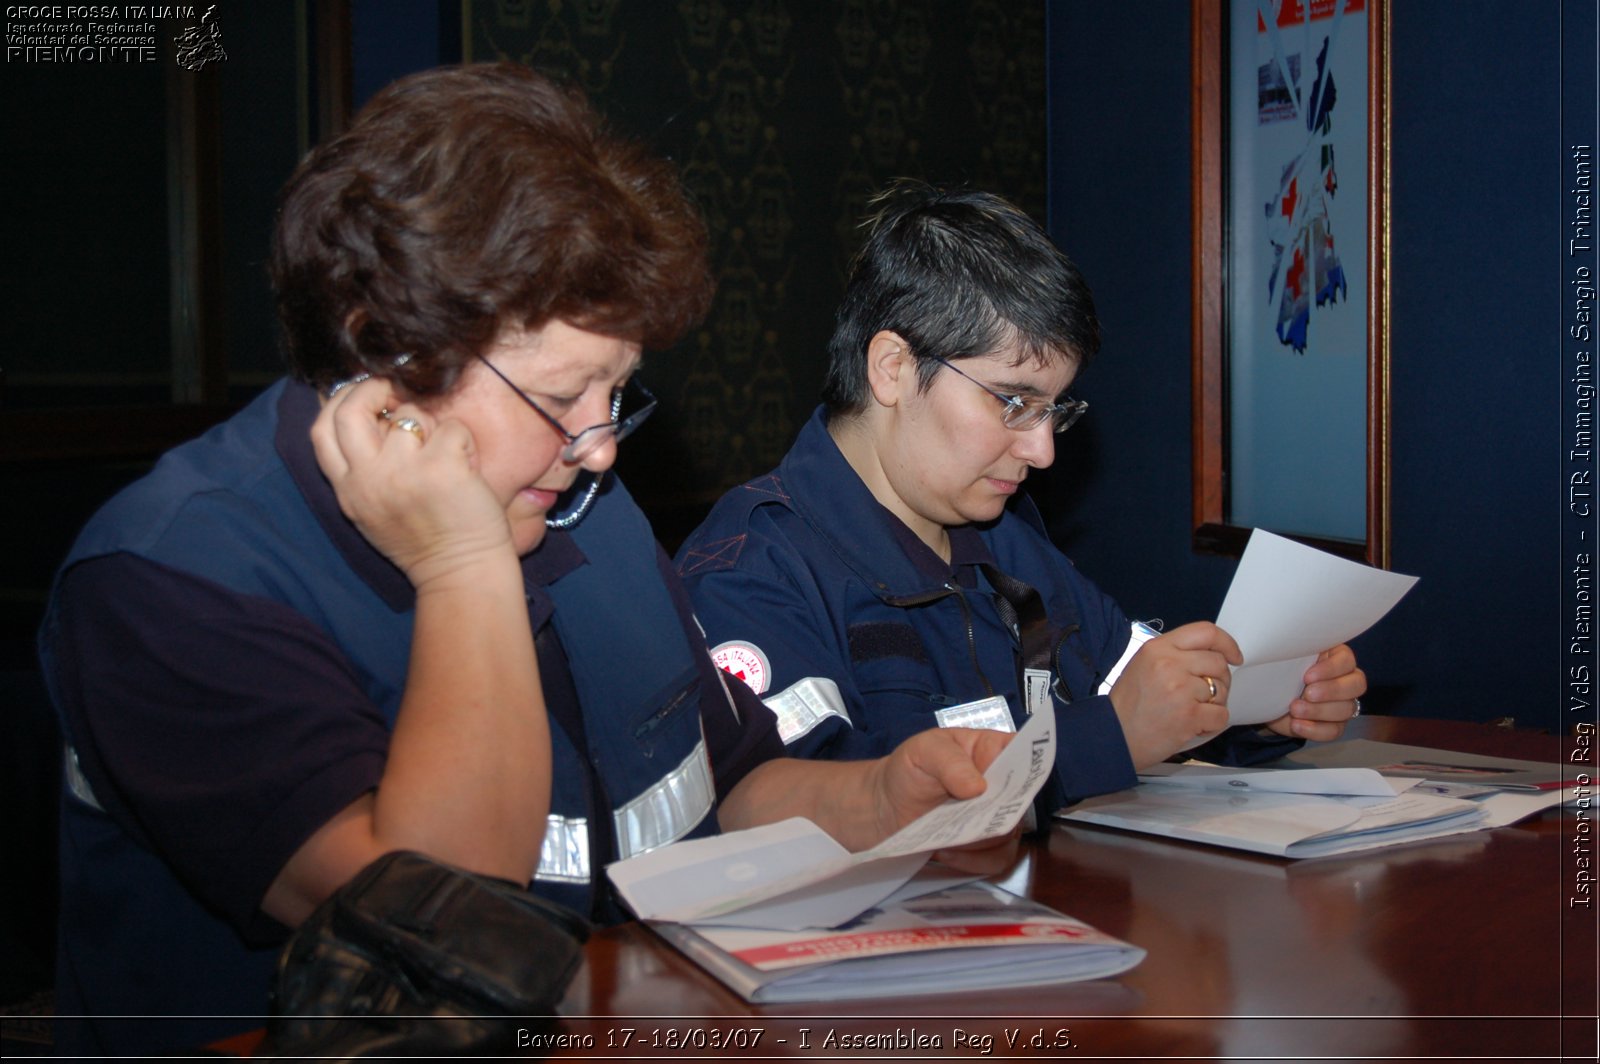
935, 694, 1016, 733
1024, 668, 1053, 716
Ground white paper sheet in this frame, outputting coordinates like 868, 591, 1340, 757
1060, 784, 1486, 859
1138, 763, 1414, 797
1216, 530, 1418, 726
607, 708, 1055, 929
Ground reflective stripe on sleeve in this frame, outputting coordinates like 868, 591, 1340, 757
63, 744, 104, 811
534, 813, 591, 884
536, 736, 716, 884
611, 736, 714, 859
1097, 620, 1161, 696
762, 676, 851, 745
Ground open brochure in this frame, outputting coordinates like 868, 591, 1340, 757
649, 868, 1145, 1004
607, 708, 1055, 929
1056, 761, 1575, 859
609, 712, 1143, 999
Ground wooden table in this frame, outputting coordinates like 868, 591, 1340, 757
544, 719, 1599, 1061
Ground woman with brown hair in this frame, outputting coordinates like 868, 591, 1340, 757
40, 64, 1011, 1056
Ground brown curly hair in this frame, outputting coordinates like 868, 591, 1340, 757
271, 62, 714, 396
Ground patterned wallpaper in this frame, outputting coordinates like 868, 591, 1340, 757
464, 0, 1046, 531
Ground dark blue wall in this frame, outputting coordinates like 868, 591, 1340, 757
1044, 1, 1565, 730
351, 0, 457, 109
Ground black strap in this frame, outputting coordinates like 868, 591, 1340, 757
534, 626, 615, 923
979, 563, 1055, 673
976, 563, 1078, 825
979, 562, 1101, 703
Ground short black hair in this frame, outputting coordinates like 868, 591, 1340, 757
822, 181, 1101, 416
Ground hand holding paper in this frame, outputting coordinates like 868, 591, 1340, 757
607, 709, 1055, 930
1108, 620, 1240, 765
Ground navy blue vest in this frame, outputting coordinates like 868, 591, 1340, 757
41, 382, 717, 1054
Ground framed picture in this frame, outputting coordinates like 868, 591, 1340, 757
1191, 0, 1390, 565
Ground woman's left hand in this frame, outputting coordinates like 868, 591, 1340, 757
1263, 643, 1367, 742
310, 376, 515, 589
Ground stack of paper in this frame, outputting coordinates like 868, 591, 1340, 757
1057, 757, 1577, 859
1058, 766, 1487, 858
653, 871, 1145, 1004
1060, 531, 1571, 857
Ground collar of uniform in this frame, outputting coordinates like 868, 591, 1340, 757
274, 379, 585, 624
884, 512, 995, 591
780, 406, 999, 599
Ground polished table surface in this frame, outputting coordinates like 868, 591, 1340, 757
545, 719, 1598, 1061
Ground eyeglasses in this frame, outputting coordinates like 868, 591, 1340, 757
932, 357, 1088, 433
477, 355, 658, 462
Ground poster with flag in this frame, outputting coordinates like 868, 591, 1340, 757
1226, 0, 1369, 542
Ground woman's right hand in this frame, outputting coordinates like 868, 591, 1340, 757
310, 377, 515, 589
1108, 621, 1240, 768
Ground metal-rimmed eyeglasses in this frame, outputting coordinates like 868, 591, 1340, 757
932, 356, 1088, 433
476, 355, 657, 463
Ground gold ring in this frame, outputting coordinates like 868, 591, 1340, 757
391, 416, 425, 442
1203, 675, 1218, 702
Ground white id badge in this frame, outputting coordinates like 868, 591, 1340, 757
934, 694, 1016, 733
1023, 668, 1053, 716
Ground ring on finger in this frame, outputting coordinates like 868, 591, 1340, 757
1202, 675, 1218, 702
391, 416, 425, 443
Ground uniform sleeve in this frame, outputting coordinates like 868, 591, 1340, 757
1051, 575, 1140, 804
1065, 575, 1304, 772
1052, 695, 1139, 804
679, 511, 893, 763
1053, 575, 1301, 793
42, 552, 389, 941
652, 547, 784, 796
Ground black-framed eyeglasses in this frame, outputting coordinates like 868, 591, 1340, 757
477, 355, 658, 462
932, 356, 1088, 433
